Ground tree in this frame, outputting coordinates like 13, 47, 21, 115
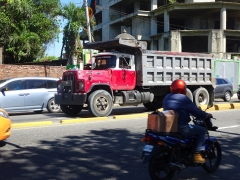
0, 0, 62, 63
60, 2, 95, 65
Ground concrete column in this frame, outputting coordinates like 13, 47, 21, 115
151, 0, 157, 11
170, 31, 181, 52
164, 10, 170, 32
209, 30, 225, 54
151, 16, 157, 36
222, 33, 226, 53
220, 7, 226, 30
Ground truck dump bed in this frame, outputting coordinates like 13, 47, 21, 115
138, 50, 214, 86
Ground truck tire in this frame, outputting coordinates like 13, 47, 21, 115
88, 90, 113, 117
143, 102, 154, 110
193, 87, 209, 107
143, 96, 163, 111
186, 88, 193, 102
60, 105, 83, 116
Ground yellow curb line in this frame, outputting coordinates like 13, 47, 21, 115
199, 103, 240, 111
60, 117, 109, 124
113, 113, 149, 119
12, 121, 53, 129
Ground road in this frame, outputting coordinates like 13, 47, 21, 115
8, 94, 240, 124
1, 109, 240, 180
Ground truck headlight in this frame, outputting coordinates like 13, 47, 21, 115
57, 83, 62, 90
78, 81, 84, 90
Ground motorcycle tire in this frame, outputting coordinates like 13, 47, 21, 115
148, 147, 175, 180
202, 141, 222, 173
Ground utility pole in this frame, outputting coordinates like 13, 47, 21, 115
84, 0, 93, 63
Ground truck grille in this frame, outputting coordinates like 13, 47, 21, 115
63, 75, 75, 93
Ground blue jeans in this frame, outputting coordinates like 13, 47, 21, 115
178, 124, 206, 152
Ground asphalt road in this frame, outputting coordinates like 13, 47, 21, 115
8, 93, 240, 125
1, 110, 240, 180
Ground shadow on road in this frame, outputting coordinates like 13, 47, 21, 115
1, 127, 240, 180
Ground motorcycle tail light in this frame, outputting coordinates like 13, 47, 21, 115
158, 141, 164, 146
142, 134, 155, 144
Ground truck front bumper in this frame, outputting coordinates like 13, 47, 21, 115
55, 93, 87, 105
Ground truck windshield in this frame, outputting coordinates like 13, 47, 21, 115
94, 55, 116, 69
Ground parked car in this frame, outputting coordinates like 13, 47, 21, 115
237, 86, 240, 100
0, 108, 11, 143
214, 77, 233, 102
0, 77, 61, 113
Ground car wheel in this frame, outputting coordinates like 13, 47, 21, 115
47, 98, 61, 113
223, 91, 231, 102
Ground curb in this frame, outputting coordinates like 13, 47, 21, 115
12, 121, 53, 129
113, 113, 149, 119
60, 117, 109, 124
11, 103, 240, 129
199, 103, 240, 111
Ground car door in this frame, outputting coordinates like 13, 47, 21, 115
0, 80, 25, 112
24, 79, 48, 110
215, 78, 225, 98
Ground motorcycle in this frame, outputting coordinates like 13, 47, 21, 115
141, 114, 222, 180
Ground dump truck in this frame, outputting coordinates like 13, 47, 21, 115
55, 30, 215, 117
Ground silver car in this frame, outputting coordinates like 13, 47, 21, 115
0, 77, 61, 113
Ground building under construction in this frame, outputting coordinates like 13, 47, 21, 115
92, 0, 240, 60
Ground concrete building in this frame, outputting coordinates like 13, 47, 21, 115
93, 0, 240, 59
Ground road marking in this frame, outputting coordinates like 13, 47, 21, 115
218, 125, 240, 130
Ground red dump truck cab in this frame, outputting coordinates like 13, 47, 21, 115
55, 52, 136, 115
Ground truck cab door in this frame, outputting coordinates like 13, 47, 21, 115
111, 56, 136, 90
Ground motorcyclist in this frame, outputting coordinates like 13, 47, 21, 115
163, 79, 213, 163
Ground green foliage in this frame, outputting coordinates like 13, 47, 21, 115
169, 0, 176, 4
0, 0, 61, 63
60, 2, 95, 63
37, 55, 58, 62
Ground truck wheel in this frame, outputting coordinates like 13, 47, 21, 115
186, 88, 193, 102
88, 90, 113, 117
47, 98, 61, 113
143, 102, 154, 110
144, 96, 163, 111
193, 87, 209, 107
60, 105, 83, 116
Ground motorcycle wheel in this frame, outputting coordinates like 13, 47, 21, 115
202, 141, 222, 173
148, 147, 175, 180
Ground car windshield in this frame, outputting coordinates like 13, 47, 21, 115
94, 55, 116, 69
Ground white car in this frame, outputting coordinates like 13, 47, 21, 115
0, 77, 61, 113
